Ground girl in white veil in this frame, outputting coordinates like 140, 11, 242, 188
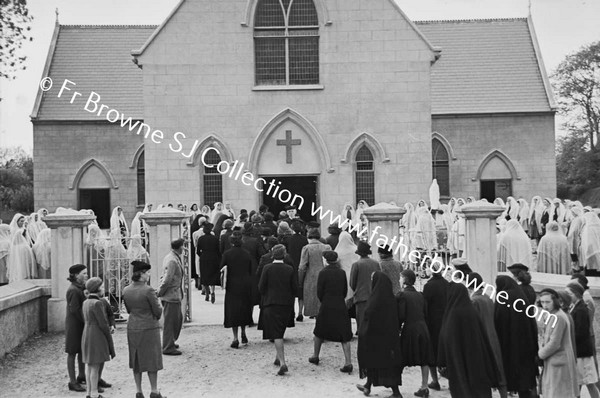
517, 198, 529, 233
127, 234, 149, 264
7, 225, 36, 282
413, 206, 437, 252
224, 202, 236, 219
497, 220, 532, 272
537, 221, 570, 274
505, 197, 519, 221
86, 224, 107, 281
334, 231, 359, 300
130, 212, 148, 249
26, 212, 44, 246
581, 212, 600, 271
0, 225, 11, 285
110, 206, 129, 248
354, 200, 369, 241
340, 203, 355, 229
9, 213, 27, 238
402, 203, 418, 252
210, 202, 224, 225
32, 228, 51, 278
528, 196, 544, 242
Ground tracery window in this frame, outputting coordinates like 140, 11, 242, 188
254, 0, 319, 86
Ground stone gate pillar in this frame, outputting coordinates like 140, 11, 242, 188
44, 211, 96, 332
140, 209, 188, 290
363, 203, 406, 261
458, 202, 504, 284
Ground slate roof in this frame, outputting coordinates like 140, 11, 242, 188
415, 18, 555, 114
34, 25, 156, 120
34, 19, 555, 120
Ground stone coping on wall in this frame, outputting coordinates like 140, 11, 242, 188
0, 280, 52, 313
529, 272, 600, 298
140, 210, 188, 225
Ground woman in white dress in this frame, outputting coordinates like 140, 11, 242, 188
130, 212, 148, 249
497, 219, 532, 272
32, 228, 51, 278
110, 206, 129, 249
580, 212, 600, 272
517, 198, 530, 233
7, 221, 36, 282
537, 222, 571, 274
334, 231, 359, 300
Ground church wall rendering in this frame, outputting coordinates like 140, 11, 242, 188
31, 0, 558, 224
136, 0, 437, 215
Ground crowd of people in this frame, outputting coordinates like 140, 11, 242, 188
56, 196, 600, 398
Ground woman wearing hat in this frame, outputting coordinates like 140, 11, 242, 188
65, 264, 88, 392
299, 229, 332, 318
309, 251, 353, 373
378, 245, 403, 295
82, 277, 115, 398
123, 261, 165, 398
397, 269, 435, 397
258, 244, 298, 376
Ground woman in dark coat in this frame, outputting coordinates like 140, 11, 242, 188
285, 221, 309, 321
123, 261, 165, 398
241, 223, 266, 307
197, 223, 222, 304
438, 283, 500, 398
82, 277, 115, 398
190, 214, 202, 289
65, 264, 88, 392
357, 271, 403, 397
309, 251, 353, 373
221, 231, 254, 348
494, 275, 539, 398
421, 268, 449, 391
397, 269, 435, 397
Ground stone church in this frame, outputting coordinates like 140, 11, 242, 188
31, 0, 556, 228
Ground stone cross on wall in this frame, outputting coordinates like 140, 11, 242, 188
276, 130, 301, 164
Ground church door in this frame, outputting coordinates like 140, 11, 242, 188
260, 176, 318, 222
79, 189, 111, 228
480, 180, 512, 202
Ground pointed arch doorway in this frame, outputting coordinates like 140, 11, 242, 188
259, 175, 318, 222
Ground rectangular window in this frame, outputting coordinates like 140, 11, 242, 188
355, 171, 375, 206
255, 35, 287, 85
289, 35, 319, 85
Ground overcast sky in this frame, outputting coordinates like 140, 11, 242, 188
0, 0, 598, 151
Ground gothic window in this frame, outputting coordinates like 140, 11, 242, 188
254, 0, 319, 86
137, 151, 145, 206
355, 145, 375, 206
432, 138, 450, 197
202, 148, 223, 205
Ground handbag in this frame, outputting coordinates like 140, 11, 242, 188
220, 266, 227, 290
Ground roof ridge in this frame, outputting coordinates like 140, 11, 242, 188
415, 17, 527, 24
60, 24, 158, 28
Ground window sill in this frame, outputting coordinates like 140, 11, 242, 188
252, 84, 324, 91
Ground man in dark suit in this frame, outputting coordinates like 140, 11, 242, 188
157, 238, 185, 355
259, 245, 298, 376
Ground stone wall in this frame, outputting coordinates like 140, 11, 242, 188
0, 280, 51, 357
433, 113, 556, 200
33, 122, 144, 223
137, 0, 436, 212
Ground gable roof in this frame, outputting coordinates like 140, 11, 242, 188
32, 25, 156, 121
415, 18, 556, 115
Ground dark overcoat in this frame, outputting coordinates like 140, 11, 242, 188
65, 281, 86, 354
197, 233, 222, 286
314, 264, 352, 342
221, 247, 254, 328
422, 274, 449, 362
397, 286, 435, 366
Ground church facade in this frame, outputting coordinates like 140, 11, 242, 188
31, 0, 556, 227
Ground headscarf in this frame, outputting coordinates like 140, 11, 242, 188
497, 220, 532, 271
9, 213, 26, 236
32, 228, 51, 270
438, 283, 500, 396
581, 212, 600, 270
335, 231, 359, 300
127, 234, 148, 262
537, 221, 571, 274
7, 227, 36, 282
357, 271, 402, 373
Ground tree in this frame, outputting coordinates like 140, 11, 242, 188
0, 0, 34, 80
555, 128, 600, 198
0, 147, 33, 214
552, 41, 600, 151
